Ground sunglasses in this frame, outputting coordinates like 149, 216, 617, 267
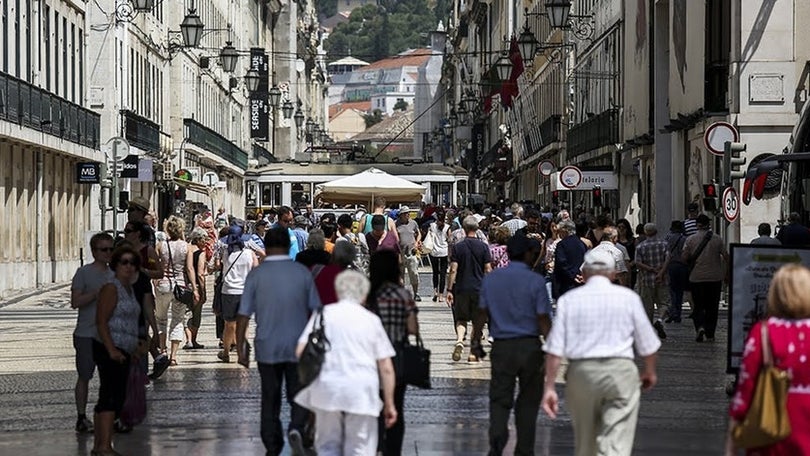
119, 258, 138, 267
95, 247, 114, 252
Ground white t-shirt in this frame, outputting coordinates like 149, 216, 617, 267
221, 248, 254, 295
428, 223, 450, 257
294, 300, 396, 417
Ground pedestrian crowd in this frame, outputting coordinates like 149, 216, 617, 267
68, 195, 810, 456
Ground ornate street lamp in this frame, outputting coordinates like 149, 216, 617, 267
545, 0, 572, 29
180, 9, 204, 48
282, 100, 294, 119
442, 120, 452, 137
244, 69, 260, 92
462, 92, 477, 114
294, 109, 305, 128
518, 23, 539, 64
449, 109, 458, 127
495, 53, 512, 82
220, 42, 239, 73
306, 118, 316, 135
133, 0, 154, 11
268, 85, 282, 108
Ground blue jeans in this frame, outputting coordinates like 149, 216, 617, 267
667, 262, 689, 319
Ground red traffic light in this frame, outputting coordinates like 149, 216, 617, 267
703, 184, 718, 198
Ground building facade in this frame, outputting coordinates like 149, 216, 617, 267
0, 0, 326, 298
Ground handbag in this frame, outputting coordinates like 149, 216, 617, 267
166, 241, 194, 308
422, 230, 435, 254
400, 335, 431, 389
120, 362, 148, 427
732, 322, 792, 449
298, 307, 330, 388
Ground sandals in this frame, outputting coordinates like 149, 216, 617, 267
169, 359, 178, 366
217, 350, 230, 363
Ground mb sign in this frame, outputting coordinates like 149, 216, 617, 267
76, 162, 101, 184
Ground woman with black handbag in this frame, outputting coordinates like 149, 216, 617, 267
367, 250, 420, 456
155, 216, 190, 366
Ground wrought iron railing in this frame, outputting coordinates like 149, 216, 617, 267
121, 109, 161, 153
567, 109, 619, 158
184, 118, 248, 170
0, 71, 100, 149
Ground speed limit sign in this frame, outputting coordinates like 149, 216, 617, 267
722, 186, 740, 222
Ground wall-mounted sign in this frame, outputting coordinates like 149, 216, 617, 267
551, 170, 618, 191
76, 162, 101, 184
249, 48, 270, 141
175, 169, 193, 181
120, 154, 140, 178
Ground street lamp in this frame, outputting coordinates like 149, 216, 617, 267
180, 9, 204, 48
518, 24, 539, 64
268, 85, 282, 108
294, 109, 305, 128
495, 53, 512, 82
545, 0, 572, 29
220, 42, 239, 73
282, 100, 294, 119
442, 120, 452, 138
133, 0, 154, 11
244, 69, 260, 92
306, 118, 316, 135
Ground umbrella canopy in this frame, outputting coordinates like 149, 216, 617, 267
314, 167, 426, 205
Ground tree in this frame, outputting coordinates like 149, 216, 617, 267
315, 0, 338, 18
363, 109, 384, 128
393, 99, 409, 111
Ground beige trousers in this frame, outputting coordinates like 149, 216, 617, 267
638, 284, 671, 322
565, 358, 641, 456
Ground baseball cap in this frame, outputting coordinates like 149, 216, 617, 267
294, 215, 310, 228
582, 249, 616, 271
127, 196, 150, 212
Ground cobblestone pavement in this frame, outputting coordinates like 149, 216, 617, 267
0, 269, 732, 455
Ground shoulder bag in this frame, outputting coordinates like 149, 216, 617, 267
298, 307, 330, 388
400, 334, 431, 389
213, 248, 244, 315
166, 241, 194, 308
686, 231, 712, 272
732, 322, 792, 448
422, 229, 435, 254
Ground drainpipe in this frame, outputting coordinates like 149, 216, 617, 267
36, 149, 43, 288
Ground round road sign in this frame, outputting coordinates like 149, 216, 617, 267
538, 160, 555, 177
559, 165, 583, 189
704, 121, 738, 156
722, 186, 740, 222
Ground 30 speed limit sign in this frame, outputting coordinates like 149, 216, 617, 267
722, 186, 740, 222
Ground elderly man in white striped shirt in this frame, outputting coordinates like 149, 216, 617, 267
541, 249, 661, 456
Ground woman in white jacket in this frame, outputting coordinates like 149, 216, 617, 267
295, 270, 397, 456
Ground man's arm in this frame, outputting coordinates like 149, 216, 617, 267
541, 354, 563, 419
640, 353, 658, 390
446, 261, 458, 305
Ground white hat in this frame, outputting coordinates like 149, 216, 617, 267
400, 205, 411, 213
582, 249, 616, 271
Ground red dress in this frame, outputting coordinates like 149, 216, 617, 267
729, 318, 810, 455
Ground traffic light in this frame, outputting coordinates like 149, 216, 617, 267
552, 190, 560, 206
174, 185, 186, 201
702, 183, 719, 212
723, 141, 747, 184
118, 191, 129, 211
592, 185, 602, 207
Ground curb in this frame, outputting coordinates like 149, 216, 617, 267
0, 283, 70, 309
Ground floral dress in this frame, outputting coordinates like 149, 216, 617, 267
730, 318, 810, 455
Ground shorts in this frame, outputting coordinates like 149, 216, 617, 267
454, 293, 479, 322
73, 335, 96, 381
220, 294, 242, 322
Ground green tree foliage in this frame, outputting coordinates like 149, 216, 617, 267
316, 0, 338, 19
363, 109, 384, 128
393, 99, 409, 111
325, 0, 438, 63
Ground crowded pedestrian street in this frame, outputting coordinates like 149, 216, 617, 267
0, 269, 730, 456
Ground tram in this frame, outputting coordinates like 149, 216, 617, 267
244, 162, 469, 214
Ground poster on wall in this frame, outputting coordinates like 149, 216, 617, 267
727, 244, 810, 373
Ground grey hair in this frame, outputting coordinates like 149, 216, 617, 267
582, 263, 616, 276
644, 223, 658, 236
462, 215, 479, 232
188, 227, 208, 244
557, 220, 576, 235
306, 229, 326, 250
335, 269, 370, 303
332, 240, 357, 267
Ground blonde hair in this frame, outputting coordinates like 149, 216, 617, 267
768, 264, 810, 319
165, 215, 186, 240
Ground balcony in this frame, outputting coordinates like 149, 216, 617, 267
0, 71, 100, 149
253, 143, 279, 165
184, 118, 248, 170
539, 115, 562, 148
567, 109, 619, 158
121, 110, 160, 153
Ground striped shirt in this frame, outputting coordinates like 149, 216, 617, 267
683, 217, 698, 237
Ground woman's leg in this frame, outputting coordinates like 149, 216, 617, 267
438, 256, 448, 294
154, 292, 172, 352
220, 321, 237, 361
168, 298, 187, 362
92, 341, 129, 452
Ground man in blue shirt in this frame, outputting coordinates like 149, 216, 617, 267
236, 227, 321, 456
480, 233, 552, 456
271, 206, 301, 260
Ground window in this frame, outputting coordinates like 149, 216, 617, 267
44, 6, 50, 90
71, 23, 76, 102
78, 29, 83, 105
1, 0, 7, 72
54, 12, 59, 95
15, 0, 20, 77
62, 17, 68, 99
26, 0, 31, 81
